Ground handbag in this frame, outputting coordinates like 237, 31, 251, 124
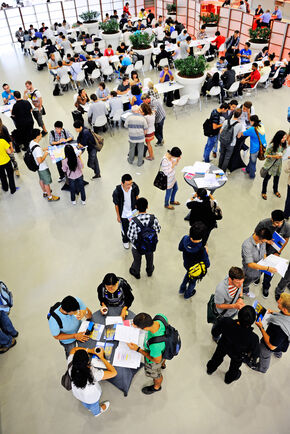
260, 158, 279, 178
255, 127, 266, 161
210, 200, 223, 220
153, 159, 167, 191
40, 106, 46, 116
207, 290, 240, 324
91, 130, 104, 151
61, 361, 73, 391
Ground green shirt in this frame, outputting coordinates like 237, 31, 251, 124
144, 313, 167, 363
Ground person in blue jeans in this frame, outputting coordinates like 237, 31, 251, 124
203, 103, 229, 162
0, 311, 18, 353
178, 222, 210, 299
161, 147, 182, 210
238, 115, 267, 179
68, 347, 116, 417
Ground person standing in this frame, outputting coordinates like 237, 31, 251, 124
161, 147, 182, 210
11, 90, 34, 151
178, 222, 210, 299
218, 109, 243, 172
203, 103, 229, 162
97, 273, 134, 319
0, 119, 20, 177
49, 120, 74, 182
62, 144, 86, 205
142, 93, 166, 146
73, 120, 101, 179
0, 138, 17, 194
127, 197, 161, 279
0, 310, 18, 353
112, 174, 139, 249
141, 102, 155, 161
124, 105, 148, 167
23, 81, 48, 136
261, 130, 287, 200
284, 154, 290, 219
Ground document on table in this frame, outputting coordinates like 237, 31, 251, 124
272, 231, 286, 252
191, 161, 211, 174
105, 316, 123, 326
78, 321, 104, 341
282, 147, 290, 161
114, 324, 146, 347
195, 174, 220, 189
112, 341, 142, 368
181, 165, 196, 173
258, 254, 289, 277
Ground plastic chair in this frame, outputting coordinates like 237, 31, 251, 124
60, 74, 72, 91
125, 64, 134, 75
225, 81, 240, 98
159, 58, 169, 67
73, 93, 78, 103
101, 65, 115, 81
94, 115, 112, 136
134, 60, 144, 76
86, 43, 95, 54
244, 80, 260, 96
74, 70, 88, 89
206, 86, 221, 103
90, 68, 101, 82
24, 40, 31, 55
258, 72, 270, 88
195, 42, 210, 57
111, 109, 124, 127
170, 30, 178, 41
172, 95, 189, 119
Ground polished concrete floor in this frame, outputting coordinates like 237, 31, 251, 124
0, 45, 289, 434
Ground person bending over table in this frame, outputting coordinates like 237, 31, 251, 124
97, 273, 134, 320
159, 66, 178, 107
49, 120, 73, 182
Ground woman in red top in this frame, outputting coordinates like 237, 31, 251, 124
104, 45, 114, 56
123, 2, 131, 17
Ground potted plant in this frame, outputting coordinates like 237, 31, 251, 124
175, 56, 207, 101
79, 10, 100, 36
166, 2, 177, 16
248, 27, 270, 56
129, 32, 154, 72
100, 18, 121, 50
200, 12, 219, 36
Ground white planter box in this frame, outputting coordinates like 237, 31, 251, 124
176, 73, 206, 103
83, 22, 99, 37
248, 40, 267, 57
131, 46, 153, 72
205, 25, 218, 36
100, 30, 121, 51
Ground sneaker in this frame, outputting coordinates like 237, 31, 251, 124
41, 130, 48, 137
58, 176, 66, 182
184, 289, 196, 299
123, 242, 130, 249
262, 288, 269, 299
244, 291, 255, 298
92, 174, 101, 179
0, 337, 17, 353
253, 278, 260, 285
14, 170, 20, 177
212, 152, 217, 158
129, 268, 140, 279
95, 401, 110, 417
142, 385, 162, 395
48, 195, 60, 202
224, 369, 241, 384
71, 201, 76, 205
81, 200, 86, 205
275, 293, 280, 301
43, 193, 48, 198
161, 139, 164, 145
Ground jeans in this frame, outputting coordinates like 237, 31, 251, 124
155, 118, 165, 144
128, 141, 144, 166
275, 264, 290, 298
87, 148, 100, 176
257, 341, 273, 373
262, 174, 279, 194
81, 400, 101, 416
32, 110, 44, 129
207, 340, 242, 383
69, 176, 86, 202
120, 217, 130, 243
262, 272, 272, 292
0, 161, 16, 194
284, 185, 290, 218
246, 151, 259, 179
60, 340, 77, 359
10, 153, 18, 170
164, 181, 178, 206
56, 160, 65, 179
243, 271, 260, 294
203, 135, 219, 162
179, 273, 197, 298
218, 143, 234, 172
0, 311, 18, 346
130, 247, 154, 276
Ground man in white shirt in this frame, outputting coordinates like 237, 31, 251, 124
56, 61, 69, 81
180, 36, 191, 59
29, 128, 59, 201
239, 0, 247, 12
97, 54, 110, 72
24, 80, 48, 136
88, 94, 108, 129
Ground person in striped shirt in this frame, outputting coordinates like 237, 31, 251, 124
161, 147, 182, 209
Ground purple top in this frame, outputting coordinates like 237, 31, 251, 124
159, 69, 173, 82
62, 157, 83, 179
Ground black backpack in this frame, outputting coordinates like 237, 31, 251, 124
23, 144, 40, 172
203, 118, 214, 137
133, 215, 158, 254
47, 302, 63, 329
147, 315, 181, 360
51, 129, 67, 140
219, 120, 238, 146
53, 83, 61, 96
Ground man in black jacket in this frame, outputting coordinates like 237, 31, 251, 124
207, 305, 260, 384
74, 120, 100, 179
112, 174, 139, 249
155, 45, 172, 69
221, 63, 236, 91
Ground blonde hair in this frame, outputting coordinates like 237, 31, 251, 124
148, 81, 158, 93
280, 293, 290, 314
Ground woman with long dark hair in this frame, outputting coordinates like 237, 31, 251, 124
186, 188, 219, 244
97, 273, 134, 319
62, 144, 86, 204
129, 84, 142, 108
161, 147, 182, 210
68, 347, 116, 417
261, 130, 287, 200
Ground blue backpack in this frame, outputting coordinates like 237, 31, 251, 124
0, 281, 13, 313
133, 215, 158, 254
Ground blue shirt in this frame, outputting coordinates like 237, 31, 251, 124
2, 90, 15, 103
121, 56, 132, 66
240, 48, 252, 64
261, 12, 271, 23
48, 297, 86, 344
243, 126, 267, 154
273, 10, 282, 19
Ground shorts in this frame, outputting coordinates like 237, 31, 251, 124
144, 359, 164, 379
145, 132, 155, 141
38, 168, 52, 185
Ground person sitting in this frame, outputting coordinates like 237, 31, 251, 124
48, 53, 58, 77
104, 13, 110, 22
272, 5, 282, 21
197, 24, 208, 40
159, 66, 175, 107
259, 60, 271, 77
201, 72, 222, 97
136, 19, 145, 31
147, 9, 155, 26
108, 91, 123, 121
216, 56, 228, 71
97, 273, 134, 319
129, 84, 142, 108
75, 89, 89, 113
238, 42, 252, 64
96, 82, 109, 101
74, 52, 86, 62
110, 10, 119, 20
130, 71, 142, 89
180, 35, 192, 59
116, 42, 128, 55
155, 44, 171, 69
238, 63, 261, 94
255, 5, 263, 15
239, 0, 247, 13
119, 14, 128, 30
225, 30, 240, 60
177, 29, 189, 43
138, 8, 147, 19
258, 10, 271, 27
82, 56, 98, 82
221, 63, 236, 91
119, 54, 132, 74
209, 31, 226, 55
123, 2, 131, 17
104, 44, 114, 57
88, 94, 108, 130
2, 83, 15, 105
117, 76, 130, 95
254, 46, 268, 61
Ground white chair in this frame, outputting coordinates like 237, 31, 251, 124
86, 43, 95, 54
134, 60, 144, 76
195, 42, 210, 57
90, 68, 101, 82
258, 72, 270, 88
125, 64, 134, 75
206, 86, 221, 102
170, 30, 178, 41
24, 40, 31, 55
141, 20, 147, 26
74, 70, 88, 89
144, 77, 151, 88
157, 31, 165, 43
102, 65, 115, 81
244, 80, 259, 96
159, 58, 169, 67
172, 95, 189, 119
188, 90, 202, 111
111, 109, 124, 127
54, 51, 62, 63
123, 32, 132, 46
271, 66, 281, 82
73, 45, 83, 54
225, 81, 240, 98
73, 93, 78, 103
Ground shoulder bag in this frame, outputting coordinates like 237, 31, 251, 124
210, 200, 223, 220
91, 130, 104, 151
260, 157, 279, 178
255, 127, 266, 161
153, 158, 167, 191
61, 361, 73, 391
207, 289, 240, 324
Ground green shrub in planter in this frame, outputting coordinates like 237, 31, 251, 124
175, 56, 207, 78
79, 10, 100, 23
200, 13, 219, 26
129, 32, 154, 50
100, 19, 119, 34
166, 2, 177, 14
249, 27, 270, 43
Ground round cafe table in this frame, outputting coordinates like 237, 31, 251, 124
184, 164, 227, 194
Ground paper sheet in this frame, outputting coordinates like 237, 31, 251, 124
191, 161, 211, 174
195, 174, 220, 189
181, 166, 196, 173
112, 341, 142, 368
114, 324, 140, 345
105, 316, 123, 325
258, 254, 289, 278
77, 321, 104, 341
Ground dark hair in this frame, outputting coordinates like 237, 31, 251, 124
186, 36, 191, 42
131, 70, 139, 79
234, 30, 240, 34
31, 128, 41, 140
131, 84, 141, 96
189, 221, 207, 241
103, 273, 118, 286
196, 188, 211, 210
73, 120, 83, 129
136, 197, 148, 212
226, 63, 232, 70
14, 90, 21, 99
215, 31, 220, 36
54, 121, 63, 128
141, 102, 152, 116
212, 72, 220, 86
264, 60, 270, 66
57, 60, 63, 67
160, 44, 165, 50
220, 103, 229, 110
250, 115, 261, 127
271, 209, 285, 222
252, 62, 258, 68
110, 90, 117, 97
243, 101, 252, 109
220, 56, 225, 61
270, 130, 287, 152
229, 99, 238, 106
201, 24, 206, 30
169, 147, 182, 157
2, 83, 8, 88
99, 82, 106, 90
133, 313, 153, 329
71, 350, 94, 389
256, 227, 272, 241
78, 88, 84, 96
90, 93, 98, 102
61, 295, 80, 312
229, 266, 245, 280
233, 108, 242, 118
64, 144, 78, 172
121, 173, 132, 183
262, 46, 268, 53
238, 306, 256, 327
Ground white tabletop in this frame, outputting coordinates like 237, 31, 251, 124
0, 101, 15, 118
190, 37, 214, 47
210, 60, 263, 76
154, 81, 184, 94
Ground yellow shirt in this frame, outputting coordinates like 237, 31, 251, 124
0, 138, 10, 165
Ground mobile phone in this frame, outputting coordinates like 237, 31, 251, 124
85, 321, 95, 336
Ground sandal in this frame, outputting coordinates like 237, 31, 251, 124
145, 156, 154, 160
170, 201, 180, 205
164, 205, 175, 210
274, 192, 281, 198
261, 194, 267, 200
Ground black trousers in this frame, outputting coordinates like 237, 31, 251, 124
130, 247, 154, 275
15, 121, 34, 150
56, 160, 65, 179
262, 173, 279, 194
0, 160, 16, 194
207, 340, 242, 382
120, 217, 130, 243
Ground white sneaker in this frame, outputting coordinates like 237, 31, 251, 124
95, 401, 110, 417
244, 291, 255, 298
81, 201, 86, 205
123, 242, 130, 249
71, 201, 76, 205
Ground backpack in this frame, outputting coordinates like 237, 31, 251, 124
219, 120, 238, 146
51, 129, 67, 141
0, 281, 13, 313
23, 144, 40, 172
147, 315, 181, 360
203, 118, 214, 137
188, 261, 207, 280
133, 215, 158, 254
47, 302, 63, 329
53, 83, 61, 96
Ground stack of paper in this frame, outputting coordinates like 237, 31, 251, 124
191, 161, 211, 174
114, 324, 146, 348
112, 341, 142, 369
195, 173, 220, 189
105, 316, 123, 326
181, 166, 196, 174
258, 254, 289, 277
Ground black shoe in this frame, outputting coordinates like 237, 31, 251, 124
275, 293, 281, 301
0, 338, 17, 353
92, 174, 101, 179
41, 130, 48, 137
206, 367, 215, 375
147, 266, 154, 277
129, 269, 140, 279
262, 288, 269, 299
253, 278, 260, 285
142, 385, 162, 395
224, 369, 241, 384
